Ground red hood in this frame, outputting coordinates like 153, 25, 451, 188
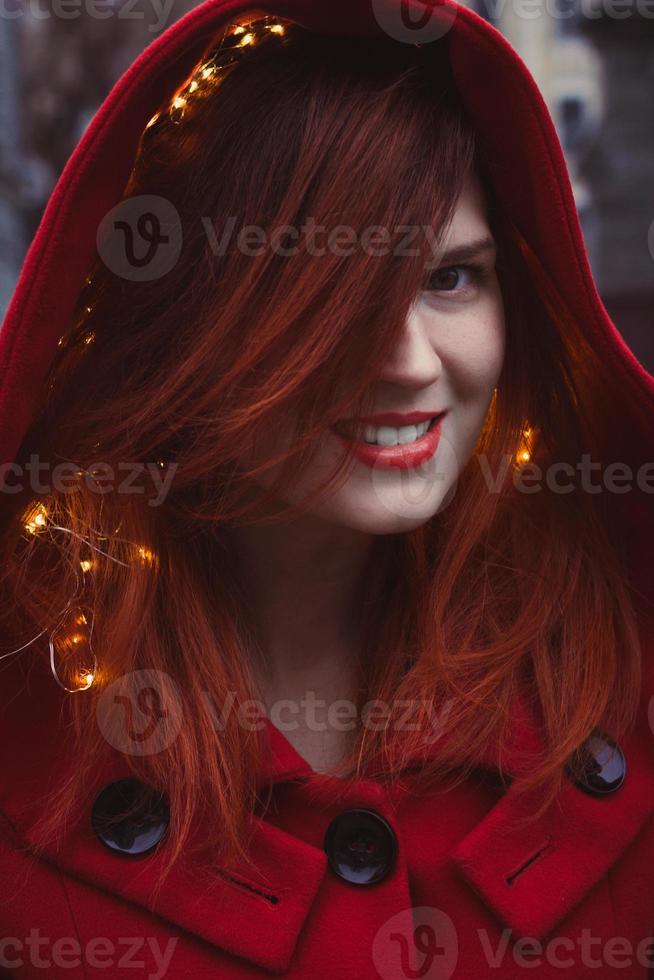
1, 0, 653, 473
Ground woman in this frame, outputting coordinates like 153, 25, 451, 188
0, 1, 653, 977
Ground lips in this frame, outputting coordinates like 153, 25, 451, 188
331, 413, 446, 471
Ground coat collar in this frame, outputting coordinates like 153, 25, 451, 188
253, 667, 654, 943
2, 639, 654, 966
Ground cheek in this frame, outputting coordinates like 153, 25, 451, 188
443, 300, 505, 394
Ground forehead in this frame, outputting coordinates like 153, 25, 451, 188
445, 173, 492, 243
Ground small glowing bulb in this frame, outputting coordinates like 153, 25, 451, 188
24, 502, 48, 534
80, 559, 93, 573
519, 450, 531, 462
70, 633, 84, 646
57, 335, 65, 347
172, 95, 187, 110
75, 612, 88, 626
136, 546, 156, 566
268, 23, 284, 34
239, 32, 255, 46
83, 331, 95, 345
201, 65, 215, 80
189, 80, 199, 93
79, 671, 95, 690
232, 25, 246, 34
145, 112, 160, 130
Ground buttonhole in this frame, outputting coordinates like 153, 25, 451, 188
217, 869, 281, 905
505, 839, 555, 886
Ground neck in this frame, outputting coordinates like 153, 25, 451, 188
222, 513, 381, 696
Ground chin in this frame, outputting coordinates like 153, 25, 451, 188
304, 485, 453, 535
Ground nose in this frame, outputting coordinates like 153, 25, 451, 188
377, 303, 443, 390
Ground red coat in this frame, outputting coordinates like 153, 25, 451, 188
1, 1, 653, 978
1, 649, 654, 978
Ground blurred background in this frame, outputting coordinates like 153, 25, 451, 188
0, 0, 652, 371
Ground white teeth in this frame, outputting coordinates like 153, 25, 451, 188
363, 420, 432, 445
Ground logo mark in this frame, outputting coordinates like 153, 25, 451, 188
373, 907, 459, 979
97, 195, 182, 281
371, 0, 458, 44
96, 669, 184, 755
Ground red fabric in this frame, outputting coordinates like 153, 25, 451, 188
1, 1, 654, 977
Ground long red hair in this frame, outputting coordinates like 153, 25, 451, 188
0, 20, 643, 893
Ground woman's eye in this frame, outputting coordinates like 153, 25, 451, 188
424, 264, 478, 294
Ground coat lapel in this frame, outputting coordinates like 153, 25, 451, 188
0, 661, 324, 975
36, 798, 327, 974
446, 689, 654, 940
451, 722, 654, 939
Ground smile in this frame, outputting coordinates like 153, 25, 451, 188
331, 413, 446, 471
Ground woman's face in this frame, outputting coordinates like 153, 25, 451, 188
240, 172, 505, 535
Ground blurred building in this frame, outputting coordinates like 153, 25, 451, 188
472, 0, 654, 372
0, 0, 197, 317
0, 18, 26, 314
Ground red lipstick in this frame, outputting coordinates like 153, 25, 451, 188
332, 412, 446, 471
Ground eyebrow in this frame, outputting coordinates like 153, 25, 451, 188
433, 235, 497, 266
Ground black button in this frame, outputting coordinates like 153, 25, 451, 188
324, 808, 397, 885
91, 778, 169, 856
566, 732, 626, 796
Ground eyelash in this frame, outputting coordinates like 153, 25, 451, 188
423, 263, 489, 295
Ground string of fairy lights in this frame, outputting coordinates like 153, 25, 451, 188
1, 19, 291, 694
145, 18, 288, 133
2, 16, 535, 695
3, 500, 159, 693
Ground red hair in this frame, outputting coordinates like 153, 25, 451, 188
0, 21, 643, 894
